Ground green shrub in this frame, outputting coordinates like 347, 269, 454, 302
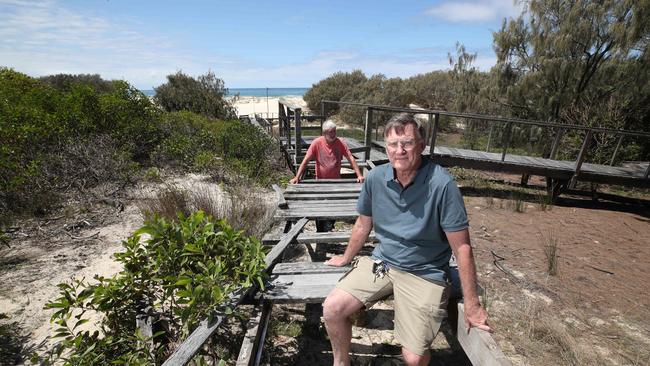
154, 71, 237, 120
39, 212, 267, 364
0, 69, 161, 216
304, 70, 368, 112
153, 111, 224, 169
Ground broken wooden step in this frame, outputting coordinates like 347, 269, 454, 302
260, 262, 349, 303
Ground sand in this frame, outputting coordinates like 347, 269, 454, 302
231, 96, 307, 119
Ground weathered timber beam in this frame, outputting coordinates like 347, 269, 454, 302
235, 302, 272, 366
456, 302, 512, 366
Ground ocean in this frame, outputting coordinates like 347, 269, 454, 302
140, 87, 308, 97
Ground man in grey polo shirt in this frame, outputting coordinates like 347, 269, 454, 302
323, 113, 490, 366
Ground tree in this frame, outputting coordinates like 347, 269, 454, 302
303, 70, 368, 112
492, 0, 649, 127
154, 71, 237, 120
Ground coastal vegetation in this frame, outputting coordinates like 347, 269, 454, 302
0, 68, 282, 225
39, 211, 267, 364
0, 67, 282, 363
305, 0, 649, 164
154, 71, 237, 120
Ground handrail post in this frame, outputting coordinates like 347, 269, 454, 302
549, 127, 564, 160
644, 163, 650, 179
501, 122, 513, 162
286, 107, 292, 151
364, 108, 373, 161
609, 134, 624, 166
295, 108, 302, 165
320, 101, 326, 131
570, 130, 593, 188
375, 114, 380, 142
429, 113, 439, 159
278, 101, 284, 137
486, 123, 493, 152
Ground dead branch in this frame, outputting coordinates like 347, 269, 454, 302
64, 231, 100, 240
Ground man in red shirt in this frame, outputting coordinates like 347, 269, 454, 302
290, 120, 365, 184
290, 120, 365, 233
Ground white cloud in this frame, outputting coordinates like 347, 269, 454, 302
0, 0, 212, 88
0, 1, 500, 88
424, 0, 523, 23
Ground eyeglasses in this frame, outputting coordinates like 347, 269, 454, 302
386, 139, 417, 151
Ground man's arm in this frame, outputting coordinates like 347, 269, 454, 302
446, 228, 492, 333
325, 214, 372, 266
289, 150, 314, 184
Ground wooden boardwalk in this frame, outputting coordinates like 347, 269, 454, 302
283, 135, 649, 195
275, 99, 649, 199
164, 101, 647, 365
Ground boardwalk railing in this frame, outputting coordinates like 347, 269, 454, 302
320, 100, 650, 194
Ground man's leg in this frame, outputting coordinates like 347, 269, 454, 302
391, 268, 450, 366
401, 347, 431, 366
323, 288, 364, 366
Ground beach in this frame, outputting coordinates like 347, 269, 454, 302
231, 95, 307, 119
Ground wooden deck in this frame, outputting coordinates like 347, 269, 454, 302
284, 136, 649, 194
275, 99, 649, 198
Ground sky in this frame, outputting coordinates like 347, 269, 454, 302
0, 0, 524, 89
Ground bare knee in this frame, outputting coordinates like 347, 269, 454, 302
323, 289, 362, 324
402, 348, 430, 366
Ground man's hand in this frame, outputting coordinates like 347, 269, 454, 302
289, 176, 299, 184
464, 303, 492, 333
325, 255, 351, 267
356, 175, 365, 183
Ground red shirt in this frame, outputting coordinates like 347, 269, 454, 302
306, 136, 352, 179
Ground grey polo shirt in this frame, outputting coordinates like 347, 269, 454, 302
357, 157, 468, 283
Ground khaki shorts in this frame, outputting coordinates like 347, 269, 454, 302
336, 256, 450, 355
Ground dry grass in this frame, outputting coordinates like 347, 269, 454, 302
541, 230, 559, 276
138, 182, 275, 238
506, 191, 527, 213
506, 300, 604, 365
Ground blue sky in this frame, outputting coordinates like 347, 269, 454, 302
0, 0, 524, 89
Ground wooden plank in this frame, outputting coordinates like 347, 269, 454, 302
304, 161, 370, 168
162, 218, 308, 366
298, 178, 361, 184
456, 302, 513, 366
264, 218, 309, 267
287, 199, 359, 206
263, 272, 344, 303
272, 261, 351, 275
235, 302, 272, 366
285, 184, 361, 191
284, 193, 360, 200
262, 231, 377, 245
271, 184, 287, 208
274, 211, 358, 221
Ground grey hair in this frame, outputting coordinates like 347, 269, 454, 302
383, 113, 426, 141
322, 119, 337, 132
